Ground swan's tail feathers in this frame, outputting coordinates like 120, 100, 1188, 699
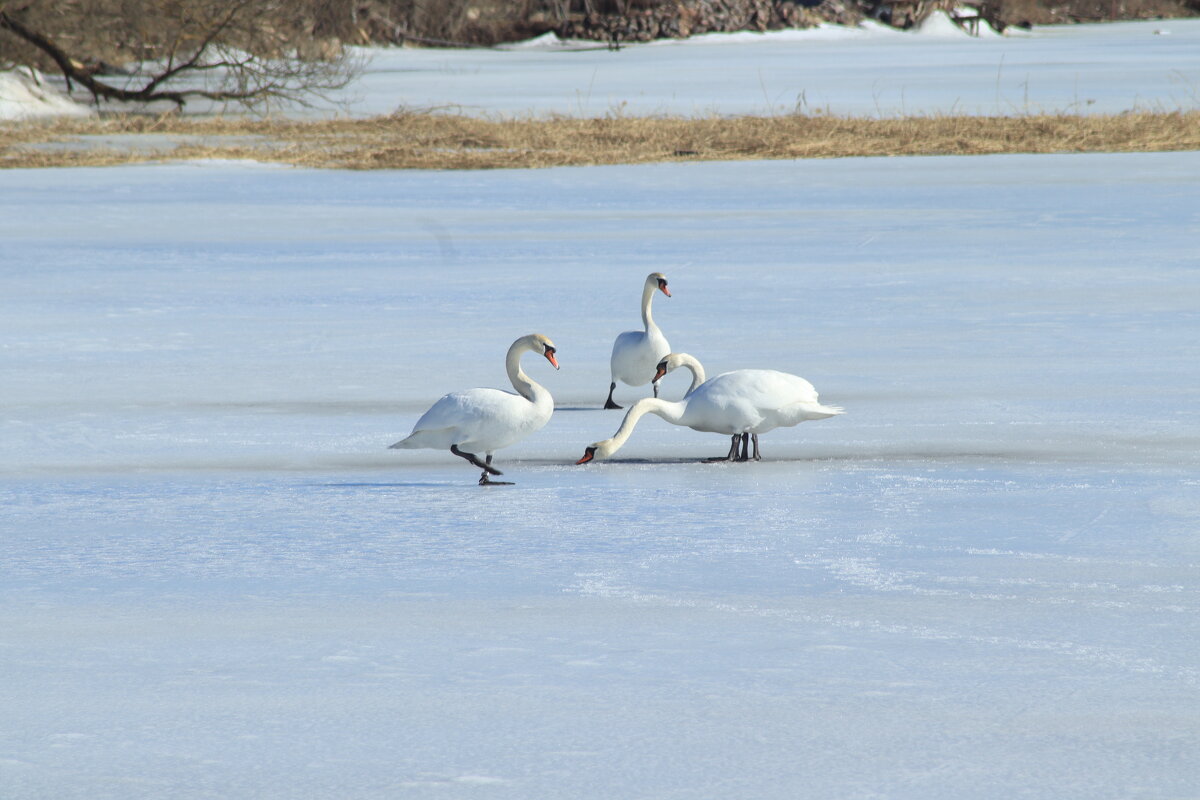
787, 401, 845, 420
389, 428, 451, 449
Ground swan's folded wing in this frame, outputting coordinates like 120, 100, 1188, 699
389, 389, 508, 445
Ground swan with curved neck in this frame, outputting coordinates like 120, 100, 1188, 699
391, 333, 559, 485
578, 352, 843, 464
653, 351, 706, 396
604, 272, 671, 409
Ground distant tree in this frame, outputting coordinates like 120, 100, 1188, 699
0, 0, 361, 111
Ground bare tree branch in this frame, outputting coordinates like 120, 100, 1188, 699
0, 1, 360, 111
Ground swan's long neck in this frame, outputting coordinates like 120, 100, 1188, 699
640, 280, 660, 334
674, 354, 706, 395
506, 340, 549, 405
601, 397, 686, 456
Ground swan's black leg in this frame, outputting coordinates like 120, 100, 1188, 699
478, 455, 514, 486
451, 444, 502, 476
750, 434, 761, 461
736, 432, 751, 462
704, 435, 741, 462
604, 382, 622, 410
652, 382, 659, 398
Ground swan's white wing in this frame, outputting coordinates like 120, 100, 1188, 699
392, 388, 547, 452
685, 370, 827, 434
708, 371, 819, 403
680, 375, 762, 433
733, 370, 840, 430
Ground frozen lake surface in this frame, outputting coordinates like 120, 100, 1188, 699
3, 151, 1198, 799
3, 18, 1200, 798
337, 18, 1200, 118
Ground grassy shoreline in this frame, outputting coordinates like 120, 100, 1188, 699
4, 110, 1199, 169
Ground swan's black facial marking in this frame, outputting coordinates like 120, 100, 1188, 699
542, 344, 560, 369
653, 361, 668, 382
657, 278, 671, 297
575, 446, 596, 465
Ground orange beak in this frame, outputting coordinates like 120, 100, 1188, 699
659, 283, 671, 297
653, 365, 667, 382
545, 351, 559, 369
576, 449, 594, 465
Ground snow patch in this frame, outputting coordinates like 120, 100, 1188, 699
0, 68, 92, 120
915, 10, 976, 38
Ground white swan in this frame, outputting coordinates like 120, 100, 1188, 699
577, 352, 843, 464
390, 333, 559, 485
604, 272, 672, 409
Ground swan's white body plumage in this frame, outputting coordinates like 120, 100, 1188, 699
582, 353, 843, 460
674, 368, 841, 435
609, 272, 671, 390
391, 333, 557, 462
392, 386, 552, 454
610, 328, 669, 388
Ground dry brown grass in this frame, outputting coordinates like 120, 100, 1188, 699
4, 110, 1200, 170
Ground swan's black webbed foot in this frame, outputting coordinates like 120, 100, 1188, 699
451, 445, 503, 476
477, 455, 513, 484
604, 382, 622, 410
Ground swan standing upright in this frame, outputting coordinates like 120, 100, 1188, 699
391, 333, 559, 485
604, 272, 672, 409
577, 352, 843, 464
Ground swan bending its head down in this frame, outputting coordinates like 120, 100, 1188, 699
604, 272, 671, 410
391, 333, 559, 485
578, 352, 842, 464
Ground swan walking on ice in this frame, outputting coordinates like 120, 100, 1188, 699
604, 272, 672, 409
391, 333, 559, 485
578, 352, 842, 464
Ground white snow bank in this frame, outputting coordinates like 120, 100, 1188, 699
496, 31, 606, 50
452, 16, 999, 53
650, 21, 907, 46
0, 68, 92, 120
916, 10, 977, 37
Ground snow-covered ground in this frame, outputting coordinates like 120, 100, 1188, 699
3, 20, 1200, 800
4, 17, 1200, 119
0, 67, 94, 121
